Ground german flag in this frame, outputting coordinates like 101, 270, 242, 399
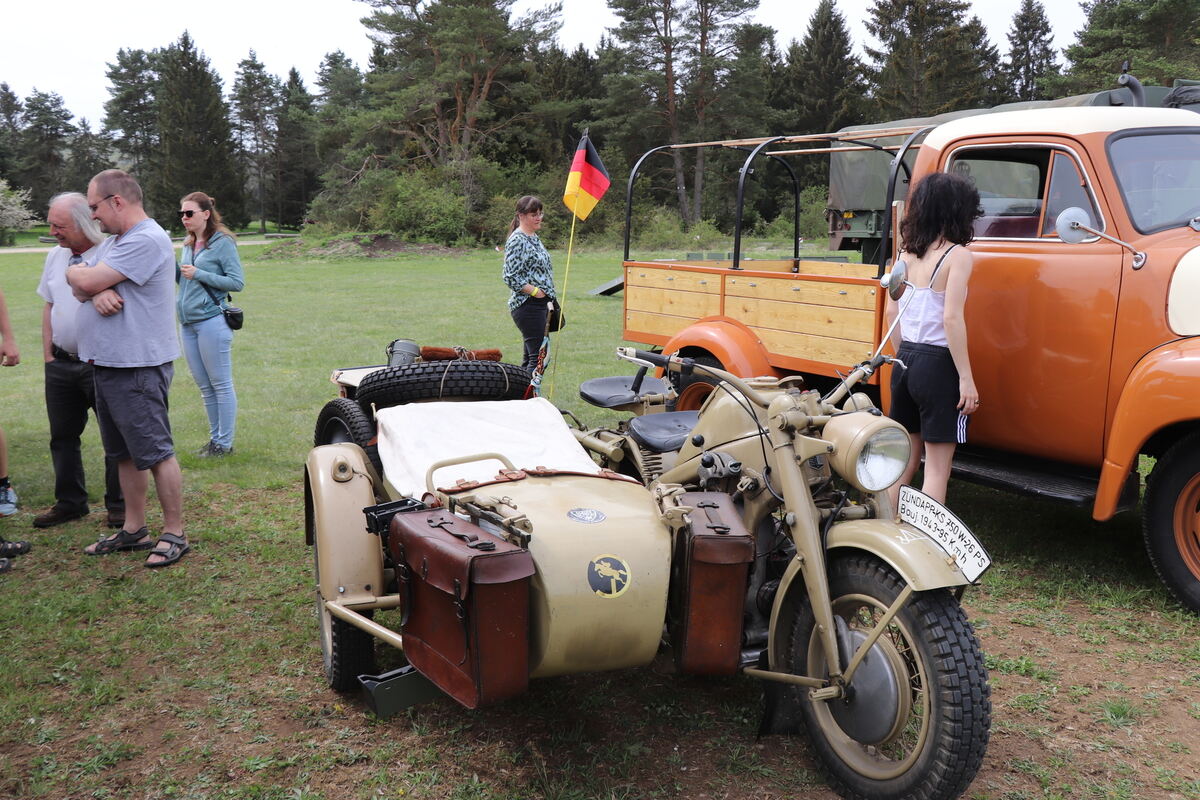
563, 132, 610, 220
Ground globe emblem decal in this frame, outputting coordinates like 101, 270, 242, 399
588, 555, 631, 598
568, 508, 606, 524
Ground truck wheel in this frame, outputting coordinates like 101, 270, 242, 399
786, 554, 990, 800
355, 361, 532, 411
1143, 432, 1200, 613
313, 521, 376, 692
671, 355, 722, 411
314, 398, 384, 478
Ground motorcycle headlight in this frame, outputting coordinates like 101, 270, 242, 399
823, 412, 911, 493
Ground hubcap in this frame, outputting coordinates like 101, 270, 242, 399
829, 628, 906, 745
675, 381, 713, 411
1174, 474, 1200, 580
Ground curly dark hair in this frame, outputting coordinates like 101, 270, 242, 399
899, 172, 983, 258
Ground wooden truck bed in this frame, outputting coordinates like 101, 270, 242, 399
623, 259, 886, 377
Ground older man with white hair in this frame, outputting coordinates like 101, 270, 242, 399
32, 192, 124, 529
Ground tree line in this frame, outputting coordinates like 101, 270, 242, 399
0, 0, 1197, 247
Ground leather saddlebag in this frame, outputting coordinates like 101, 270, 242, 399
388, 509, 535, 708
670, 492, 755, 675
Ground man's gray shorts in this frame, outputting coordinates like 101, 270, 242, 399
93, 363, 176, 470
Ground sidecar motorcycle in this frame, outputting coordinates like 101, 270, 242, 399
305, 278, 993, 800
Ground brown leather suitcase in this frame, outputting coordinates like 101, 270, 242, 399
670, 492, 755, 675
387, 509, 535, 709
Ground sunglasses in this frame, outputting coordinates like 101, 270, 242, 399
177, 209, 202, 219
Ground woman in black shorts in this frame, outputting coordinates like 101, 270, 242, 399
886, 172, 982, 505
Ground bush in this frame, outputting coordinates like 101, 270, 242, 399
757, 185, 830, 242
0, 179, 36, 247
368, 171, 469, 246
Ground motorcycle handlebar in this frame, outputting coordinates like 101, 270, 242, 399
616, 347, 775, 409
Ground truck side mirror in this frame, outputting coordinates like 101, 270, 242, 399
1055, 206, 1148, 269
881, 258, 908, 301
1055, 207, 1093, 243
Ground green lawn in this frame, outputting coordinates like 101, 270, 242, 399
0, 243, 1197, 800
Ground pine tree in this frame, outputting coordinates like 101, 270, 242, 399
64, 120, 114, 192
787, 0, 863, 136
865, 0, 998, 118
606, 0, 694, 222
0, 83, 22, 181
274, 68, 319, 228
233, 51, 282, 233
102, 48, 160, 173
16, 89, 75, 211
1058, 0, 1200, 95
150, 32, 244, 227
1003, 0, 1060, 101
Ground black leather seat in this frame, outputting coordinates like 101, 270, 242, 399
628, 411, 700, 453
579, 375, 669, 409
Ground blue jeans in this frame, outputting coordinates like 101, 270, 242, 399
180, 314, 237, 448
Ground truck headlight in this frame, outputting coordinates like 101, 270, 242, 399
823, 412, 911, 493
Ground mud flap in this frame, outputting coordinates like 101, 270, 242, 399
358, 666, 446, 718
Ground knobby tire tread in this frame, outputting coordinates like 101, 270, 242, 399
790, 554, 991, 800
314, 398, 384, 478
355, 361, 532, 411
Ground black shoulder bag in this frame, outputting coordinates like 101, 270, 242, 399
201, 283, 244, 331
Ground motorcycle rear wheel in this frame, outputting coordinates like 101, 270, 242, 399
787, 554, 990, 800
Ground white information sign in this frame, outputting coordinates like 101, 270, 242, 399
898, 486, 992, 583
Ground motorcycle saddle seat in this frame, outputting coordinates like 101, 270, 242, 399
628, 411, 700, 453
579, 375, 669, 409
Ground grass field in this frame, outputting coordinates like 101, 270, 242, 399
0, 242, 1198, 800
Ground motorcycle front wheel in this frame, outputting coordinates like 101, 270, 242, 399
787, 554, 990, 800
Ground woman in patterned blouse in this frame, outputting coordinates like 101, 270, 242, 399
502, 196, 557, 369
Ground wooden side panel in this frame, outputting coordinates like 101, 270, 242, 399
725, 275, 877, 310
794, 260, 877, 278
626, 286, 720, 319
625, 310, 691, 341
753, 328, 874, 366
626, 267, 721, 293
726, 296, 875, 343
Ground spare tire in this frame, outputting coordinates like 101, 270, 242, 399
314, 398, 384, 478
355, 360, 532, 411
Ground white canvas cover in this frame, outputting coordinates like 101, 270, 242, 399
376, 397, 602, 498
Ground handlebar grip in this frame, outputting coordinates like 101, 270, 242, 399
617, 347, 672, 368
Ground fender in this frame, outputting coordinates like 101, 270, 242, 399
1095, 338, 1200, 521
305, 443, 383, 606
661, 316, 782, 378
767, 518, 969, 669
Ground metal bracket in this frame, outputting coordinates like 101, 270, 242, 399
358, 665, 445, 718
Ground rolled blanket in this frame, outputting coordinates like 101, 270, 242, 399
420, 346, 503, 362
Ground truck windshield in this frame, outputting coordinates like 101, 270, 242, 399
1110, 132, 1200, 234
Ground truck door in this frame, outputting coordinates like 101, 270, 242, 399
944, 143, 1122, 466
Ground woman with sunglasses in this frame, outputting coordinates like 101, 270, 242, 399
176, 192, 244, 457
502, 195, 557, 370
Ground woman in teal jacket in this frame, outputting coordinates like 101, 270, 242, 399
177, 191, 244, 456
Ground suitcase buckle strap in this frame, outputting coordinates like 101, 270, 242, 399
453, 578, 467, 621
429, 517, 498, 551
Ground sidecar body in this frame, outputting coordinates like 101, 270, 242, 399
306, 395, 712, 710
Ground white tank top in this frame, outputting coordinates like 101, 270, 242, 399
899, 245, 960, 348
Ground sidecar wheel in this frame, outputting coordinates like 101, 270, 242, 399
314, 398, 384, 478
355, 361, 532, 411
1143, 433, 1200, 613
787, 554, 990, 800
312, 508, 376, 692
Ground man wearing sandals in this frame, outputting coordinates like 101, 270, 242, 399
68, 170, 189, 568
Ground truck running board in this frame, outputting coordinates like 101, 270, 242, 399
950, 447, 1139, 514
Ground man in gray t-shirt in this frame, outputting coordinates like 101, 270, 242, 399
67, 169, 189, 568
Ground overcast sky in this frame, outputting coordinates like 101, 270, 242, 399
2, 0, 1087, 128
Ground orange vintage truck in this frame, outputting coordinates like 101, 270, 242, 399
618, 87, 1200, 612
